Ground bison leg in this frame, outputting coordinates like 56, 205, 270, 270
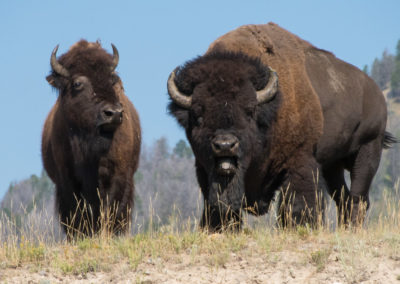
200, 202, 242, 232
345, 138, 383, 225
56, 184, 96, 239
278, 156, 325, 228
321, 164, 351, 225
57, 188, 77, 237
103, 176, 134, 235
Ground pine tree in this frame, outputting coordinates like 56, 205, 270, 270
153, 137, 169, 160
173, 139, 193, 159
391, 40, 400, 99
362, 64, 369, 75
371, 49, 395, 90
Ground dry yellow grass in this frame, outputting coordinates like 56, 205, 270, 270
0, 189, 399, 283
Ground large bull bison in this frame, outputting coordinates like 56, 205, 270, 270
167, 23, 395, 230
42, 40, 141, 236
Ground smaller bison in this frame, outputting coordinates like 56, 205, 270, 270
42, 40, 141, 237
167, 23, 395, 231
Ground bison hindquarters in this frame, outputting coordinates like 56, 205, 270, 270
322, 136, 384, 227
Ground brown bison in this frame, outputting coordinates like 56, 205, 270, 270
167, 23, 395, 230
42, 40, 141, 236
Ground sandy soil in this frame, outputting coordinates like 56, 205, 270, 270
2, 239, 400, 284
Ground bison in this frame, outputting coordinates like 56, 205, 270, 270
42, 40, 141, 237
167, 23, 395, 230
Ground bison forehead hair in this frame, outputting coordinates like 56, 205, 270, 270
173, 52, 270, 96
168, 52, 279, 130
52, 40, 117, 99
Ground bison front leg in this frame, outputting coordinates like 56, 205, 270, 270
56, 183, 96, 239
278, 157, 325, 228
57, 186, 78, 238
200, 201, 242, 232
98, 173, 134, 235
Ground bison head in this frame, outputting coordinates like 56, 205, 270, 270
168, 52, 280, 216
46, 40, 123, 139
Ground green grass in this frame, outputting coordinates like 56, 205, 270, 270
310, 248, 331, 272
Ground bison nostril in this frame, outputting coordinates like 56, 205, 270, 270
213, 142, 222, 151
225, 141, 238, 151
231, 141, 238, 149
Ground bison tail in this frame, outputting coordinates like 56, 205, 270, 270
383, 131, 398, 149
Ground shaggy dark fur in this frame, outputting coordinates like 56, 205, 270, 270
42, 40, 141, 237
168, 23, 394, 230
169, 52, 282, 230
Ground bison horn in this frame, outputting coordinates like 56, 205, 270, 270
167, 68, 192, 109
256, 67, 279, 104
110, 44, 119, 72
50, 45, 70, 77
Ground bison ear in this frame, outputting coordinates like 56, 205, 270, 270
46, 74, 66, 89
168, 102, 190, 129
46, 74, 57, 87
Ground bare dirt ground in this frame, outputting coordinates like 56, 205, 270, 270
2, 236, 400, 284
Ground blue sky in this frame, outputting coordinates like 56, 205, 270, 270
1, 0, 399, 199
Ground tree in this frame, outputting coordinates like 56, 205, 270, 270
0, 171, 61, 242
173, 139, 193, 159
133, 138, 199, 229
153, 137, 169, 160
371, 49, 395, 90
391, 40, 400, 99
362, 64, 369, 75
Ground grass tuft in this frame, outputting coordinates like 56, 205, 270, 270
310, 249, 331, 272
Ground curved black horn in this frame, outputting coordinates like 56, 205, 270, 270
256, 67, 279, 104
110, 44, 119, 72
167, 68, 192, 109
50, 45, 70, 77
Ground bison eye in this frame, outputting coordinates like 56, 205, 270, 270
72, 81, 83, 90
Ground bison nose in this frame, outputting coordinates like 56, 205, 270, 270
98, 105, 124, 132
102, 107, 123, 123
211, 135, 239, 156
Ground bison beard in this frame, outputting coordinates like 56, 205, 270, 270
203, 170, 245, 230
